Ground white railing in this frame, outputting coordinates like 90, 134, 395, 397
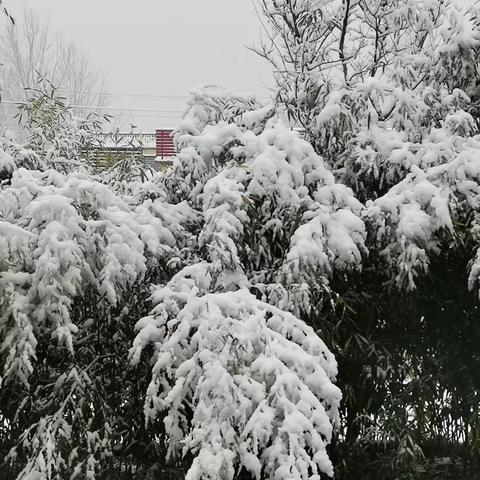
97, 132, 157, 148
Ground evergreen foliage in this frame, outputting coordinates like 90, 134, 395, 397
1, 1, 480, 478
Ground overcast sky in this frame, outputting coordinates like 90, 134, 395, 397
7, 0, 273, 130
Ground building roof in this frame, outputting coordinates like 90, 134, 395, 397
96, 129, 176, 159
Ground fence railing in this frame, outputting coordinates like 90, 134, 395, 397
97, 132, 157, 148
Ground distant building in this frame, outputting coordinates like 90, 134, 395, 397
91, 129, 175, 171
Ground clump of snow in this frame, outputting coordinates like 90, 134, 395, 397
131, 264, 341, 480
0, 164, 184, 387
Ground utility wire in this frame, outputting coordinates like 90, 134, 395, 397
1, 88, 191, 99
2, 87, 271, 100
0, 100, 184, 114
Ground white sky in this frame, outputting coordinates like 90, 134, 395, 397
7, 0, 273, 130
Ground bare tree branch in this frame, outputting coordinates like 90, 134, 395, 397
0, 7, 107, 129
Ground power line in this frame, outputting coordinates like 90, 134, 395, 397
1, 88, 191, 100
0, 104, 181, 118
2, 87, 271, 100
0, 100, 184, 114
